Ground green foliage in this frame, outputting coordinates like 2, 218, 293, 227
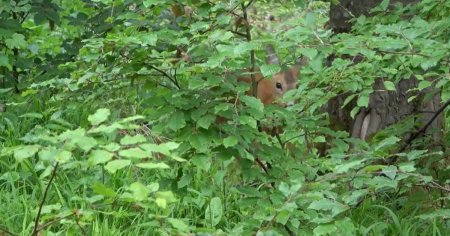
0, 0, 449, 235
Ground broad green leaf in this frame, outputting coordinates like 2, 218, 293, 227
155, 191, 176, 209
374, 136, 400, 150
418, 80, 431, 90
168, 111, 186, 131
167, 218, 189, 232
260, 64, 281, 77
335, 159, 365, 173
88, 108, 111, 126
119, 148, 149, 159
38, 147, 58, 162
383, 81, 396, 91
382, 165, 398, 180
399, 162, 416, 172
357, 92, 370, 108
309, 199, 348, 216
275, 210, 290, 225
14, 145, 40, 161
102, 142, 121, 152
105, 160, 131, 173
196, 114, 215, 129
313, 224, 337, 236
191, 155, 211, 171
416, 209, 450, 219
120, 134, 146, 145
92, 182, 116, 197
5, 33, 26, 49
55, 150, 72, 163
205, 197, 223, 227
241, 95, 264, 113
135, 162, 170, 169
129, 182, 149, 201
89, 149, 113, 166
0, 53, 11, 70
298, 47, 318, 58
223, 136, 238, 148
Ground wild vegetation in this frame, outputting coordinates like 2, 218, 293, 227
0, 0, 449, 235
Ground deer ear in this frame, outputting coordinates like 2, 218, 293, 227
265, 44, 279, 65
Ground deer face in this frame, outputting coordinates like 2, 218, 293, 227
255, 66, 299, 105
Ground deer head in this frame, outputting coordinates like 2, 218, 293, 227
239, 45, 299, 105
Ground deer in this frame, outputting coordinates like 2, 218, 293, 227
236, 45, 299, 106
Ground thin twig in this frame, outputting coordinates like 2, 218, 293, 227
0, 226, 17, 236
36, 212, 75, 232
148, 64, 180, 89
33, 162, 60, 236
399, 98, 450, 152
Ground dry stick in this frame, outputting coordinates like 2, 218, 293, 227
399, 98, 450, 153
32, 162, 60, 236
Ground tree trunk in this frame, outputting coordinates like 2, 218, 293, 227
327, 0, 444, 150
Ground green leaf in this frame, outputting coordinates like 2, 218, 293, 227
102, 142, 121, 152
241, 95, 264, 113
205, 197, 223, 227
143, 0, 164, 7
119, 148, 149, 159
14, 145, 40, 162
399, 162, 416, 172
298, 47, 318, 58
383, 81, 396, 91
418, 80, 431, 90
335, 159, 365, 173
55, 150, 72, 163
139, 33, 157, 46
88, 108, 111, 126
88, 149, 113, 166
260, 64, 281, 77
155, 191, 176, 209
196, 114, 215, 129
0, 53, 12, 70
357, 91, 370, 108
5, 33, 26, 49
191, 155, 211, 171
374, 136, 400, 150
167, 218, 189, 232
120, 134, 146, 145
105, 160, 131, 173
313, 224, 337, 236
382, 165, 397, 180
135, 162, 170, 169
223, 136, 238, 148
416, 209, 450, 220
129, 182, 149, 201
309, 199, 348, 216
92, 182, 116, 197
168, 111, 186, 131
275, 210, 290, 225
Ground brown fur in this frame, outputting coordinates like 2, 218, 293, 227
238, 66, 299, 105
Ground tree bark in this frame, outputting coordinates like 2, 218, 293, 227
327, 0, 444, 150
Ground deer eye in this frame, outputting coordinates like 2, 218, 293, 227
276, 82, 282, 89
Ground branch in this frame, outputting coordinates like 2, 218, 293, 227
0, 226, 17, 236
36, 212, 76, 232
33, 162, 60, 236
148, 64, 180, 89
399, 98, 450, 152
